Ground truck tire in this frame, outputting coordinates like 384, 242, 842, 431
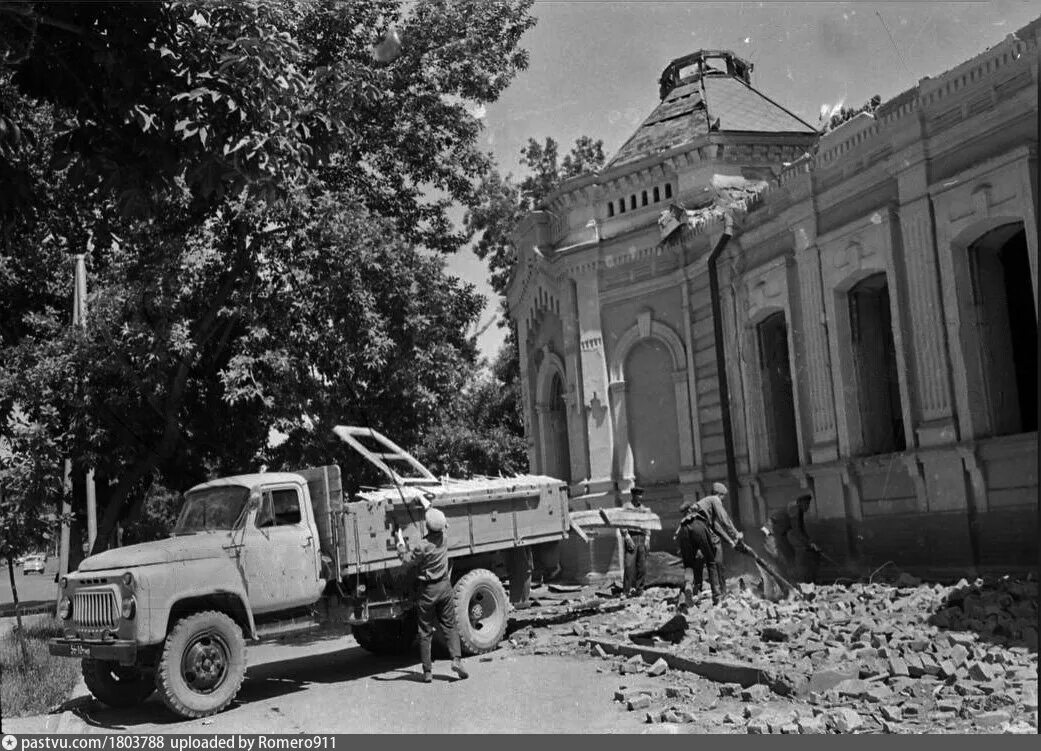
351, 615, 417, 655
82, 659, 155, 709
453, 568, 508, 655
156, 610, 245, 719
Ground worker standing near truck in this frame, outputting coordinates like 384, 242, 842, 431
621, 486, 649, 597
396, 503, 470, 683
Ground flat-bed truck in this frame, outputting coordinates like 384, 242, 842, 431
49, 426, 572, 718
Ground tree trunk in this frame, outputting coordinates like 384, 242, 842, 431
6, 557, 30, 664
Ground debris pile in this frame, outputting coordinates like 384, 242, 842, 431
535, 576, 1038, 734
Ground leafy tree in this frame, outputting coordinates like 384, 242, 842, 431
426, 136, 604, 478
0, 0, 535, 556
825, 94, 882, 132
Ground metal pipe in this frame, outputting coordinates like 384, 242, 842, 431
706, 213, 741, 526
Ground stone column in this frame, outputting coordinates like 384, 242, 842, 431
535, 403, 550, 476
793, 221, 840, 462
574, 273, 614, 492
562, 280, 590, 487
608, 381, 634, 486
517, 318, 539, 473
897, 158, 958, 447
1021, 146, 1039, 316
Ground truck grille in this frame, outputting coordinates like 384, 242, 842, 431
73, 589, 119, 628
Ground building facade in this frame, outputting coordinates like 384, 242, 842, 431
506, 25, 1039, 578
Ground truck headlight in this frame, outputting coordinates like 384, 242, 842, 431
122, 571, 134, 587
121, 595, 136, 620
58, 597, 72, 620
60, 577, 68, 590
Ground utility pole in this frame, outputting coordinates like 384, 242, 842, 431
58, 254, 96, 589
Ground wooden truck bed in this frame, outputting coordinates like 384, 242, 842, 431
298, 427, 570, 575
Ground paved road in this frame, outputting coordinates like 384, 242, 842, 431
5, 635, 659, 734
2, 557, 60, 616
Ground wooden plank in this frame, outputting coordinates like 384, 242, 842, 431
569, 508, 662, 532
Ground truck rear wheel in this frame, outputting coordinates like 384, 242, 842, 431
156, 610, 245, 719
82, 659, 155, 709
453, 568, 508, 655
351, 615, 417, 655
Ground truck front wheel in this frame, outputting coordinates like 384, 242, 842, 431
453, 568, 508, 655
82, 659, 155, 709
156, 610, 246, 719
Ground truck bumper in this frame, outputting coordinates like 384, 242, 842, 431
49, 638, 137, 665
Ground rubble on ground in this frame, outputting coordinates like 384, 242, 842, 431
504, 575, 1038, 734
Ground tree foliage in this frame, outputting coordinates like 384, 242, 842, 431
0, 0, 535, 555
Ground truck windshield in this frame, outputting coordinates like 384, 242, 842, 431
173, 486, 250, 534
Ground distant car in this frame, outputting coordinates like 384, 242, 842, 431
22, 553, 47, 575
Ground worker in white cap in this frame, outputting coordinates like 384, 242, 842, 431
396, 501, 468, 683
675, 482, 743, 606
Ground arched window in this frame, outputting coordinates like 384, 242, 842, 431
625, 339, 680, 485
546, 373, 572, 482
653, 186, 660, 202
630, 195, 637, 210
607, 202, 614, 217
641, 190, 648, 206
619, 199, 626, 214
664, 183, 673, 199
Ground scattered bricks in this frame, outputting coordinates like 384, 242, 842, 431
888, 656, 909, 677
904, 653, 925, 677
948, 632, 977, 647
741, 684, 771, 702
627, 695, 652, 711
864, 685, 895, 704
761, 626, 789, 642
665, 686, 692, 699
834, 679, 869, 699
826, 707, 864, 733
1005, 721, 1038, 735
949, 644, 969, 667
797, 716, 827, 734
723, 713, 742, 724
779, 723, 799, 734
808, 665, 860, 693
937, 698, 963, 714
719, 683, 743, 697
615, 688, 652, 703
592, 644, 608, 659
660, 710, 682, 724
881, 705, 903, 722
918, 654, 941, 676
904, 638, 930, 652
974, 710, 1011, 728
1021, 692, 1038, 711
674, 710, 697, 724
968, 661, 995, 681
746, 718, 770, 734
647, 658, 669, 677
744, 705, 765, 720
937, 660, 958, 679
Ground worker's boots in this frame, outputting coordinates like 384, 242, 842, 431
451, 660, 469, 680
423, 671, 433, 683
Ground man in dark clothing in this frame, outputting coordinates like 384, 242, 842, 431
621, 486, 649, 597
675, 482, 743, 607
396, 504, 469, 683
768, 493, 820, 583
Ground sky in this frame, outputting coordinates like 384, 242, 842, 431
445, 0, 1040, 360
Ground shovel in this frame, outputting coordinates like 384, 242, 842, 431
717, 530, 804, 600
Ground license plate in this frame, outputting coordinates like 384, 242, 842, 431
69, 644, 90, 657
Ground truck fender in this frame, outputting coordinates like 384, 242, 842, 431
164, 591, 257, 641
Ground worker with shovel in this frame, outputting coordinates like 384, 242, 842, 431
675, 482, 743, 608
767, 493, 822, 583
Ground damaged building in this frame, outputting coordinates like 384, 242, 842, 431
505, 23, 1039, 579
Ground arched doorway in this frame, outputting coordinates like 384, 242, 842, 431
963, 223, 1037, 436
848, 273, 906, 455
624, 339, 680, 484
757, 311, 799, 468
545, 372, 572, 481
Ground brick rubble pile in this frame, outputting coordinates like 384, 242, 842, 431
507, 576, 1039, 734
